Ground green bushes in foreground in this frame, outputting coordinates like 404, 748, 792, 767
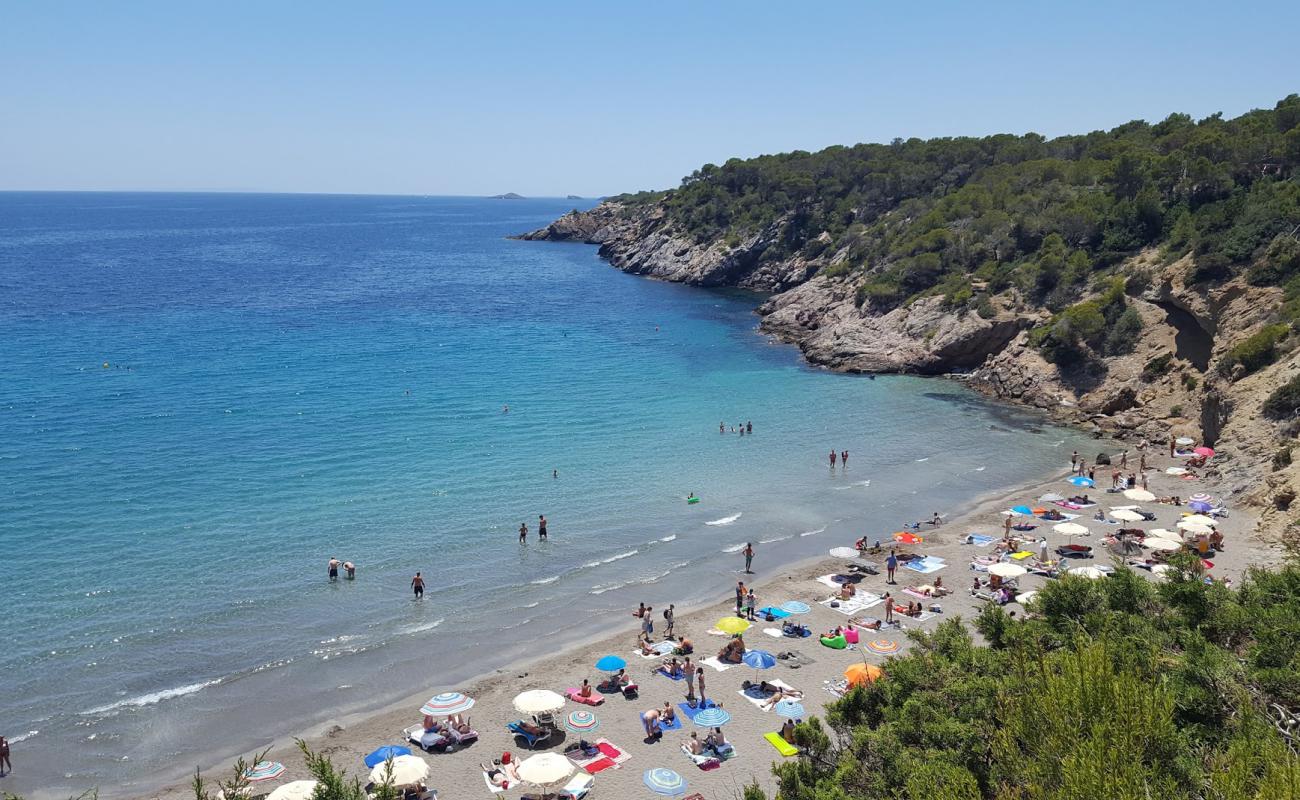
755, 557, 1300, 800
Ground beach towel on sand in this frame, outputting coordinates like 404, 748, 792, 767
656, 667, 687, 681
904, 557, 945, 574
482, 771, 506, 794
756, 606, 790, 619
965, 534, 995, 547
764, 732, 799, 757
596, 739, 631, 764
738, 679, 797, 710
676, 700, 720, 721
566, 748, 617, 774
656, 713, 683, 731
701, 656, 735, 672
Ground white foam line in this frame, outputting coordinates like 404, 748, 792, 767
583, 549, 639, 568
83, 679, 223, 716
800, 526, 827, 537
721, 543, 746, 553
706, 513, 742, 526
759, 535, 792, 544
530, 575, 561, 585
400, 618, 445, 636
659, 535, 677, 542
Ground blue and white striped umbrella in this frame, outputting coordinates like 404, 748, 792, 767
691, 707, 731, 727
244, 761, 286, 782
420, 691, 474, 717
773, 699, 805, 718
644, 767, 687, 796
779, 601, 811, 615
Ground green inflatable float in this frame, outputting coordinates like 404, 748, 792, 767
820, 634, 847, 649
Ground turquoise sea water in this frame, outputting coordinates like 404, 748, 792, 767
0, 193, 1094, 796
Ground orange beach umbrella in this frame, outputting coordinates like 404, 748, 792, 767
843, 662, 883, 687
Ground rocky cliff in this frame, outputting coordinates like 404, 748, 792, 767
518, 203, 1299, 544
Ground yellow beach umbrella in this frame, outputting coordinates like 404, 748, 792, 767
715, 616, 751, 635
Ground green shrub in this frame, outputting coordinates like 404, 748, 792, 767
856, 278, 905, 309
820, 261, 852, 279
1142, 353, 1174, 381
1263, 374, 1300, 419
1182, 372, 1199, 390
1104, 306, 1143, 355
1219, 324, 1290, 378
975, 295, 996, 319
1170, 404, 1184, 417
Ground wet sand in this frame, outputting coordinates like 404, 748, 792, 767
130, 449, 1280, 800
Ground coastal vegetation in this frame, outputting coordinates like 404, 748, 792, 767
745, 555, 1300, 800
614, 95, 1300, 364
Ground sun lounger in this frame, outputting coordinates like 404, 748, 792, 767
764, 732, 799, 757
566, 688, 605, 706
680, 743, 720, 769
447, 725, 478, 745
507, 721, 552, 749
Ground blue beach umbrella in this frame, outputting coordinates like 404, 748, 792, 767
1010, 505, 1034, 516
1188, 500, 1212, 513
644, 767, 687, 796
773, 699, 805, 719
743, 648, 777, 683
692, 707, 731, 727
595, 655, 627, 672
1068, 476, 1095, 488
364, 745, 413, 769
779, 601, 811, 615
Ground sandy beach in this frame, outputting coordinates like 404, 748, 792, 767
129, 445, 1282, 800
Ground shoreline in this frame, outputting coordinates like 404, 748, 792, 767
121, 445, 1281, 800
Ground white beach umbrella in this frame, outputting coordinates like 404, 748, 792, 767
369, 755, 429, 787
1015, 590, 1039, 604
1148, 528, 1177, 539
516, 752, 575, 795
267, 782, 318, 800
1068, 566, 1106, 580
1176, 436, 1195, 447
1166, 466, 1188, 476
1039, 493, 1066, 502
828, 547, 861, 560
1110, 509, 1144, 523
1181, 514, 1217, 527
1151, 564, 1173, 576
513, 689, 566, 717
1146, 537, 1183, 552
1177, 520, 1213, 535
988, 563, 1027, 578
1052, 522, 1089, 536
1124, 489, 1156, 502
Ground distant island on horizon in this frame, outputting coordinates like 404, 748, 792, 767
491, 192, 525, 200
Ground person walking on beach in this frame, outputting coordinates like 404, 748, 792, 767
411, 572, 425, 599
1039, 537, 1049, 563
829, 450, 837, 468
1120, 450, 1128, 469
664, 604, 676, 639
695, 667, 706, 707
886, 549, 898, 584
1169, 435, 1176, 458
742, 542, 754, 574
683, 655, 696, 695
745, 589, 756, 620
328, 557, 340, 582
519, 522, 528, 544
642, 606, 654, 639
0, 735, 10, 776
1003, 514, 1013, 539
538, 515, 548, 540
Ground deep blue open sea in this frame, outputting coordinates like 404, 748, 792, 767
0, 192, 1094, 796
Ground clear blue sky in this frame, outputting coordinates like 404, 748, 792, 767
2, 1, 1296, 197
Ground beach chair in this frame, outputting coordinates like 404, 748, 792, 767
404, 724, 453, 753
557, 773, 595, 800
447, 725, 478, 746
680, 743, 720, 769
507, 721, 553, 749
620, 682, 639, 698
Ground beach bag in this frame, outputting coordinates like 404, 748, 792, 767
663, 608, 670, 620
648, 620, 653, 633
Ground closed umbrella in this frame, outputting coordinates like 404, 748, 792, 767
594, 655, 627, 672
266, 782, 317, 800
691, 707, 731, 727
365, 745, 413, 769
1182, 514, 1217, 527
513, 689, 566, 717
742, 649, 777, 682
565, 710, 600, 734
369, 755, 429, 787
773, 699, 805, 718
715, 616, 750, 635
1124, 489, 1156, 502
1068, 476, 1094, 488
244, 762, 286, 783
1053, 522, 1089, 535
1146, 537, 1182, 552
780, 600, 811, 615
420, 691, 474, 717
843, 662, 883, 686
988, 562, 1027, 578
644, 768, 688, 796
1069, 566, 1106, 580
516, 753, 574, 798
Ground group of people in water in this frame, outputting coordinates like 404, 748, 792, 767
721, 420, 754, 435
829, 449, 849, 467
518, 514, 548, 543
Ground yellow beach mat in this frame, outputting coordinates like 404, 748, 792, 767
1010, 551, 1034, 560
764, 731, 799, 757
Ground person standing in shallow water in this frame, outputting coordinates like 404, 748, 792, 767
829, 450, 837, 468
538, 514, 548, 540
328, 556, 340, 581
411, 571, 425, 599
841, 450, 848, 467
519, 522, 527, 544
742, 542, 754, 574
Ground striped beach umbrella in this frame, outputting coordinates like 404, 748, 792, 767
644, 767, 687, 796
865, 639, 901, 655
773, 699, 805, 718
692, 707, 731, 727
780, 600, 811, 615
1190, 493, 1213, 503
565, 709, 600, 733
419, 691, 474, 717
244, 761, 286, 782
